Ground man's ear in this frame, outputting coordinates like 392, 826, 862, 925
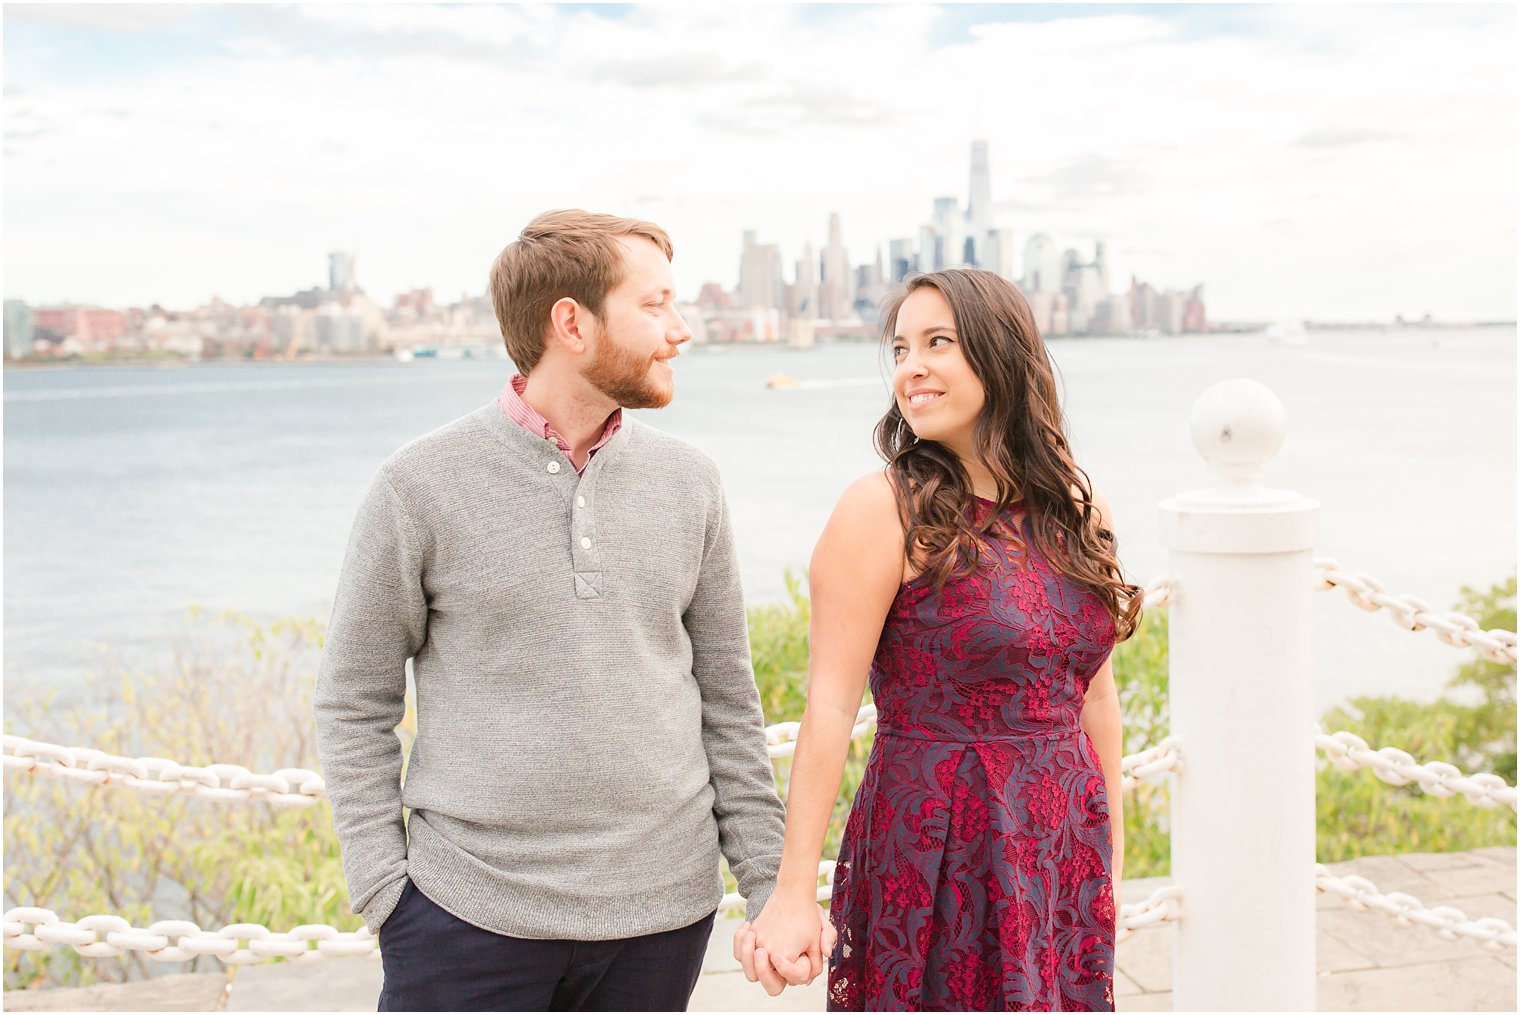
548, 297, 592, 355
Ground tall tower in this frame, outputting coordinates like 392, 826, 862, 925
966, 140, 993, 267
822, 213, 849, 320
799, 241, 818, 318
328, 251, 356, 293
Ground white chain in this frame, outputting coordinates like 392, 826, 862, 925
1316, 728, 1516, 811
1142, 576, 1172, 610
765, 706, 879, 758
8, 714, 1181, 807
1313, 559, 1518, 665
1121, 738, 1182, 791
8, 882, 1185, 966
1316, 867, 1516, 950
1116, 885, 1184, 942
1, 735, 326, 809
2, 908, 377, 964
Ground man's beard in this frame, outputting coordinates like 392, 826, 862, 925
583, 326, 671, 409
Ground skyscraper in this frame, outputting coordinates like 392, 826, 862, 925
931, 197, 962, 270
1023, 235, 1059, 293
984, 228, 1015, 281
738, 230, 783, 311
798, 241, 819, 318
822, 213, 849, 320
966, 140, 993, 268
329, 251, 356, 293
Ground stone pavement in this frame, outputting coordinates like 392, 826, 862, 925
4, 848, 1514, 1012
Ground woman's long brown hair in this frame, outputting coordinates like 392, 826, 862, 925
873, 269, 1142, 642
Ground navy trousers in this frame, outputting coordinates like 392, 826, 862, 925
376, 879, 716, 1012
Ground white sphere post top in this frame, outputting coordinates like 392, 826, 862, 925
1179, 378, 1299, 508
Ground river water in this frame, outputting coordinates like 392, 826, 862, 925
3, 327, 1514, 714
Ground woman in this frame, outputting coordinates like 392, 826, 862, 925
742, 268, 1140, 1010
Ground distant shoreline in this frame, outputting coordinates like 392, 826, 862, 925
4, 322, 1514, 371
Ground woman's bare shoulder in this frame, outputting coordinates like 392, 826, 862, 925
837, 471, 902, 518
816, 472, 905, 562
812, 471, 908, 606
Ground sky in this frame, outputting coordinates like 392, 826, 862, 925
3, 3, 1516, 322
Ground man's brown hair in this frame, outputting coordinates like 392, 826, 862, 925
488, 209, 674, 374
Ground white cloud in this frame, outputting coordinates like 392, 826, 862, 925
2, 3, 1514, 320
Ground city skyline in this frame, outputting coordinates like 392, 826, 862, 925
4, 4, 1516, 321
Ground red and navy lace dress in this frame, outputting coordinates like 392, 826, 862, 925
827, 497, 1118, 1012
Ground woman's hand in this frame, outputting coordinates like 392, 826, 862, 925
740, 894, 836, 994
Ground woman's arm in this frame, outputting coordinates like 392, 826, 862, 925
739, 472, 906, 993
1079, 483, 1126, 912
1081, 658, 1125, 908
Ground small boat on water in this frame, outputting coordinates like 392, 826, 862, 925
1265, 320, 1308, 345
766, 373, 798, 390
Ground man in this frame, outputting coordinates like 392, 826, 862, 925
315, 210, 807, 1010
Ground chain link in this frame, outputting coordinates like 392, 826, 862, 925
2, 908, 378, 963
1142, 576, 1172, 610
10, 881, 1185, 965
1314, 559, 1518, 665
1121, 738, 1182, 790
1316, 728, 1516, 811
2, 735, 327, 808
1316, 866, 1516, 950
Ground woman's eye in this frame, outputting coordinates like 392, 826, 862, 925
930, 336, 950, 347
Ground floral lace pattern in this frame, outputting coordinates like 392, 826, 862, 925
827, 500, 1117, 1012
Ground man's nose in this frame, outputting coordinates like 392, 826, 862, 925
671, 309, 694, 345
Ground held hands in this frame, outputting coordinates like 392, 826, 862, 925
732, 895, 837, 997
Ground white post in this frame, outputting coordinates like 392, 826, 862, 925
1158, 379, 1320, 1011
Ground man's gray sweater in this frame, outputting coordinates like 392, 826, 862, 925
314, 402, 786, 939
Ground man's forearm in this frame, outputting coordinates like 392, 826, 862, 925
314, 662, 410, 930
315, 469, 428, 932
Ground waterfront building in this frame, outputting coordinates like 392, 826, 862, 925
984, 228, 1015, 281
1048, 292, 1071, 337
738, 230, 784, 312
1023, 234, 1060, 293
4, 299, 34, 359
1184, 285, 1208, 332
917, 224, 939, 275
1092, 294, 1135, 336
888, 238, 915, 283
931, 197, 962, 269
1023, 289, 1053, 336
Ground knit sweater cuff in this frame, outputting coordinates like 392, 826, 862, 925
744, 878, 777, 923
358, 875, 409, 934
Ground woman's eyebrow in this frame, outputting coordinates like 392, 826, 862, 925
894, 324, 958, 339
